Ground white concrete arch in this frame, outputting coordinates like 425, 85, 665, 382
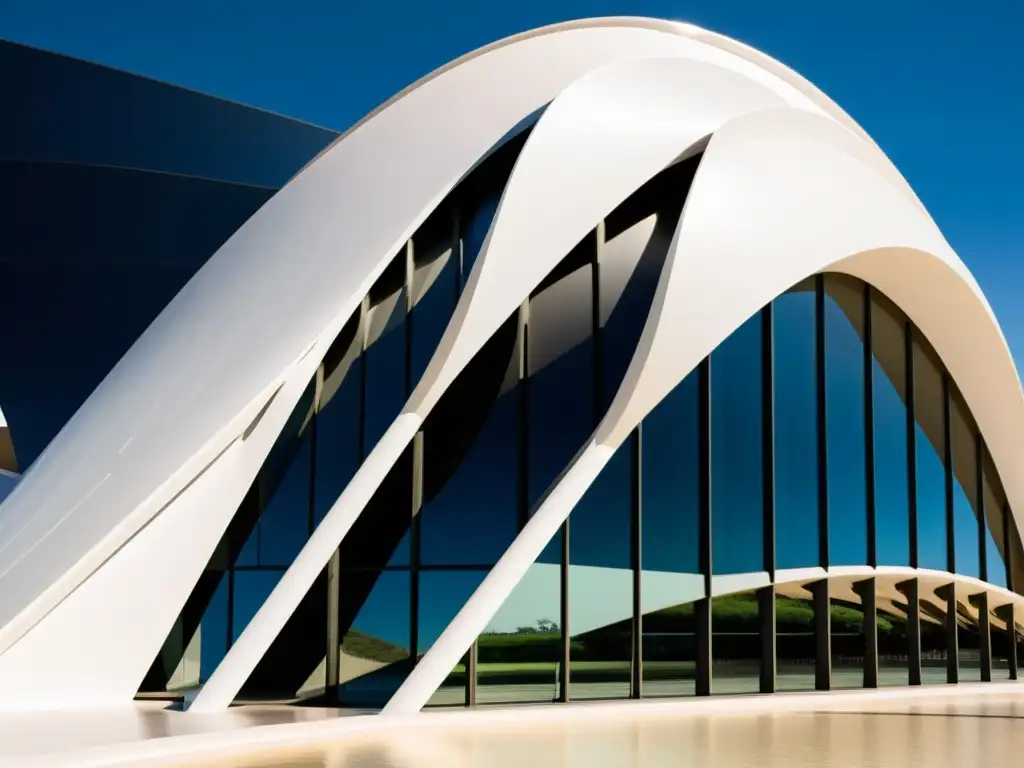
0, 19, 825, 697
384, 108, 1023, 714
191, 54, 793, 713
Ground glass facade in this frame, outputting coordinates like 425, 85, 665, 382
143, 142, 1024, 705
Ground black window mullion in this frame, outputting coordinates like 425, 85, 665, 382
906, 323, 919, 570
815, 275, 829, 570
760, 302, 776, 695
978, 437, 988, 584
696, 356, 712, 696
943, 372, 955, 575
864, 284, 877, 567
631, 425, 642, 699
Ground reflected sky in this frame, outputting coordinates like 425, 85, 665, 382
173, 690, 1024, 768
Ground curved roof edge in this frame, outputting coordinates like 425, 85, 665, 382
287, 16, 870, 186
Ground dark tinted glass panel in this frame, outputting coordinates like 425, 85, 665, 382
876, 577, 910, 686
914, 337, 948, 572
824, 275, 868, 566
527, 252, 594, 512
421, 391, 518, 566
0, 161, 274, 466
640, 372, 699, 699
711, 314, 763, 575
420, 571, 486, 706
410, 228, 458, 385
773, 280, 819, 570
364, 288, 408, 455
461, 197, 499, 284
872, 292, 911, 566
950, 393, 980, 579
830, 582, 866, 689
338, 571, 412, 706
477, 548, 563, 705
569, 443, 632, 701
1, 41, 336, 186
641, 371, 700, 575
314, 354, 362, 525
420, 311, 520, 567
232, 570, 283, 643
256, 433, 312, 567
199, 571, 230, 682
599, 214, 671, 407
776, 585, 816, 692
341, 448, 414, 570
920, 590, 950, 684
982, 451, 1008, 589
711, 591, 760, 694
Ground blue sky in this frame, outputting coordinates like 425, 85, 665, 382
3, 0, 1022, 366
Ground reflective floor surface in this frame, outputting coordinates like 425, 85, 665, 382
176, 689, 1024, 768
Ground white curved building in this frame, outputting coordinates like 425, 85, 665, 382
0, 17, 1021, 716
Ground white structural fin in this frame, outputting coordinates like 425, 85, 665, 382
384, 108, 1022, 714
190, 54, 790, 713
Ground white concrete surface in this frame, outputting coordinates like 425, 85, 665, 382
4, 684, 1024, 767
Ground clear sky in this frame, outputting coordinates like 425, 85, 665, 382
2, 0, 1022, 367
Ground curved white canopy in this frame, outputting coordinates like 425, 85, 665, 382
0, 17, 1019, 714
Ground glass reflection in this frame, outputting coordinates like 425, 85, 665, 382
641, 368, 700, 698
569, 443, 633, 701
775, 585, 816, 692
920, 589, 951, 685
420, 571, 485, 707
914, 337, 948, 572
254, 434, 312, 567
337, 571, 412, 707
527, 245, 594, 509
712, 314, 763, 575
877, 578, 910, 687
364, 281, 408, 456
410, 215, 458, 385
951, 392, 980, 579
421, 391, 519, 566
478, 553, 563, 705
982, 451, 1008, 589
461, 197, 499, 284
872, 292, 911, 566
711, 590, 760, 694
199, 571, 230, 682
314, 353, 362, 525
232, 570, 283, 643
825, 275, 868, 566
830, 582, 866, 690
774, 280, 819, 570
990, 606, 1014, 680
955, 593, 983, 683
